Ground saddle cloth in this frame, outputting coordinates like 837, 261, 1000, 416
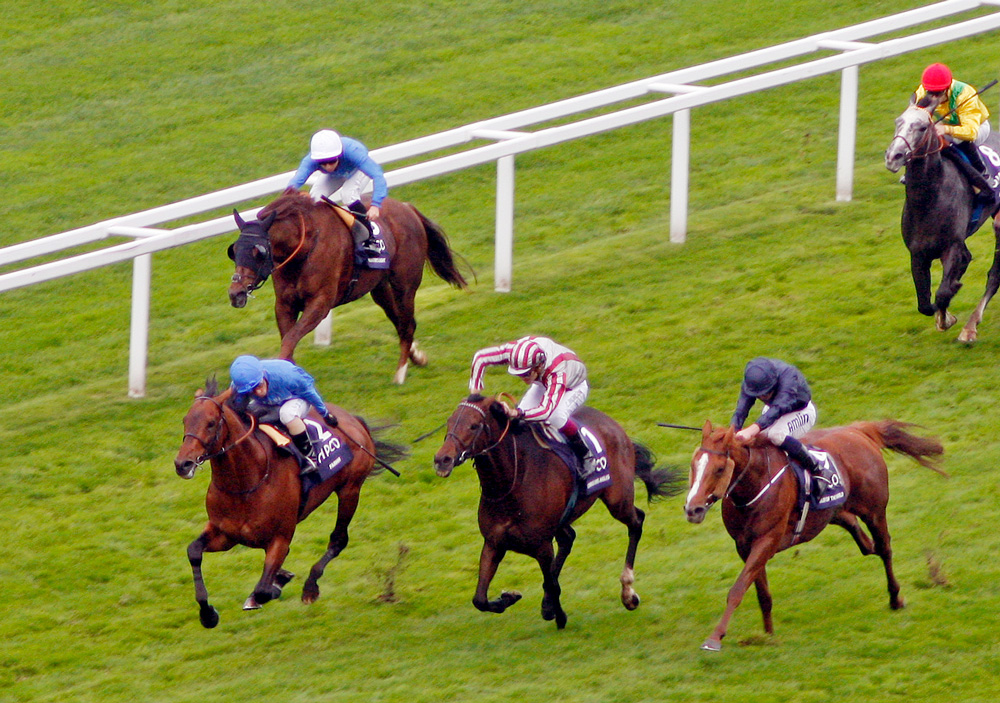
263, 419, 354, 494
788, 448, 846, 511
529, 422, 612, 497
961, 144, 1000, 231
324, 200, 391, 270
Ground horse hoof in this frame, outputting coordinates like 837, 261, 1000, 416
957, 328, 977, 344
555, 612, 568, 629
392, 365, 408, 385
622, 592, 640, 611
302, 584, 319, 604
701, 638, 722, 652
500, 591, 522, 608
199, 604, 220, 629
243, 596, 262, 611
936, 311, 957, 331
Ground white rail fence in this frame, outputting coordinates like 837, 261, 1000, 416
2, 0, 999, 397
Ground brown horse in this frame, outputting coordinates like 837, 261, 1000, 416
228, 192, 469, 383
684, 420, 945, 651
173, 379, 405, 628
433, 394, 683, 629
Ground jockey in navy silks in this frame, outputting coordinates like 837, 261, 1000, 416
229, 355, 335, 473
730, 357, 820, 476
286, 129, 388, 257
469, 335, 595, 475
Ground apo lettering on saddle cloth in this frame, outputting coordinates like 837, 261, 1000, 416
530, 423, 612, 496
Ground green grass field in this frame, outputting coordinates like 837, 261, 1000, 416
4, 1, 1000, 701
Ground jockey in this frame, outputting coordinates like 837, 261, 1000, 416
730, 357, 819, 476
469, 335, 595, 475
286, 129, 387, 256
229, 355, 336, 473
914, 63, 994, 192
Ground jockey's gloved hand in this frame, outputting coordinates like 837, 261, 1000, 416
322, 413, 338, 427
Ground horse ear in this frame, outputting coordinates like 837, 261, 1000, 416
262, 210, 277, 230
723, 425, 736, 445
701, 419, 712, 437
908, 91, 917, 106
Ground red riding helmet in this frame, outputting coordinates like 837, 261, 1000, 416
921, 63, 953, 92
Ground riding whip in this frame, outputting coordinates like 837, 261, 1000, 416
657, 422, 702, 431
412, 422, 446, 443
933, 78, 997, 125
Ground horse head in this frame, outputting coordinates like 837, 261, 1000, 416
228, 209, 277, 308
174, 386, 243, 479
885, 96, 944, 174
684, 420, 739, 524
434, 394, 507, 477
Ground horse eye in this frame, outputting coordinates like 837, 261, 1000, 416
469, 422, 481, 431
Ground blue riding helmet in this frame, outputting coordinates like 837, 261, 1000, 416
230, 355, 265, 394
741, 358, 777, 397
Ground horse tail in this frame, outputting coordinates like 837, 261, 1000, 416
860, 420, 948, 476
354, 416, 410, 475
632, 441, 685, 502
411, 206, 471, 289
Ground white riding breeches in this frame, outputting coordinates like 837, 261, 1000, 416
310, 170, 372, 205
761, 401, 817, 444
278, 398, 310, 425
518, 380, 590, 430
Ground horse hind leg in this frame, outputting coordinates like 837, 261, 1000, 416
371, 283, 419, 385
302, 487, 360, 604
861, 511, 904, 610
934, 243, 973, 331
958, 221, 1000, 343
532, 541, 567, 629
831, 511, 876, 555
619, 507, 646, 611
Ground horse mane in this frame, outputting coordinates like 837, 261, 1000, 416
258, 191, 316, 221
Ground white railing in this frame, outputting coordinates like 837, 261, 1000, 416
3, 0, 999, 397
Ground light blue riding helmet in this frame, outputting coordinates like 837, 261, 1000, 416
230, 354, 265, 394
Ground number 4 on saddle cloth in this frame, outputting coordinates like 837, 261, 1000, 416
530, 423, 612, 496
323, 200, 391, 270
789, 448, 847, 511
258, 419, 354, 497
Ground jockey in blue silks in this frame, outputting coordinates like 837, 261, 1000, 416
730, 357, 820, 476
229, 355, 334, 473
286, 129, 388, 257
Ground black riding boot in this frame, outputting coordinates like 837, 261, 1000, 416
566, 432, 594, 479
292, 431, 318, 473
778, 436, 818, 474
346, 200, 379, 256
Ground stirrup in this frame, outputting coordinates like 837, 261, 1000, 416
300, 455, 319, 474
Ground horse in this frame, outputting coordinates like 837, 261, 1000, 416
227, 192, 469, 383
885, 94, 1000, 342
173, 378, 406, 628
684, 420, 945, 651
433, 394, 683, 629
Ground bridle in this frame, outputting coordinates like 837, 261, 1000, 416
695, 442, 778, 509
445, 399, 519, 501
231, 212, 309, 294
889, 105, 947, 165
182, 396, 258, 465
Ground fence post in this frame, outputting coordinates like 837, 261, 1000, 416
670, 109, 691, 244
494, 155, 515, 292
836, 64, 859, 202
128, 254, 151, 398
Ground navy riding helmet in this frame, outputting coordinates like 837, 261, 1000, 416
741, 357, 777, 397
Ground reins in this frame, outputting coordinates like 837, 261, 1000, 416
446, 398, 519, 501
270, 212, 308, 275
183, 397, 273, 496
698, 442, 779, 508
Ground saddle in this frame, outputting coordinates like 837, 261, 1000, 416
945, 144, 1000, 230
260, 420, 354, 499
786, 447, 846, 543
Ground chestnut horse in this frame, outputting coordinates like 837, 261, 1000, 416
228, 192, 468, 383
433, 394, 683, 629
885, 95, 1000, 342
174, 379, 405, 628
684, 420, 945, 651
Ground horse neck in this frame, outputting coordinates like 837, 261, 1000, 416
472, 425, 522, 500
208, 412, 269, 494
725, 443, 781, 507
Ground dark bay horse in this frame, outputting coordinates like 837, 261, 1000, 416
173, 379, 405, 628
885, 96, 1000, 342
684, 420, 945, 651
433, 394, 683, 629
228, 192, 468, 383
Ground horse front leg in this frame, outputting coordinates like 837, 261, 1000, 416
187, 525, 236, 629
533, 541, 567, 629
276, 297, 333, 361
958, 221, 1000, 343
934, 243, 972, 331
542, 527, 577, 623
472, 542, 522, 614
302, 486, 360, 604
245, 536, 291, 610
702, 535, 781, 652
910, 253, 936, 317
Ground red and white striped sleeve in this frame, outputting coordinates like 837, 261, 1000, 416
469, 342, 515, 392
521, 370, 568, 422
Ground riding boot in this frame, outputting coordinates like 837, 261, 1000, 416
566, 432, 594, 480
292, 431, 319, 474
778, 436, 818, 475
346, 201, 379, 256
